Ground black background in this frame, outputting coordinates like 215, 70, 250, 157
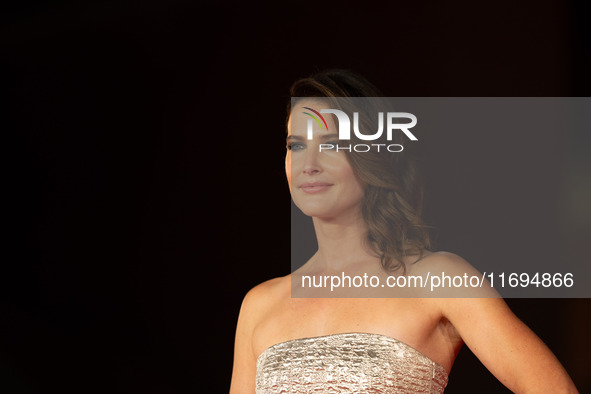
2, 0, 590, 393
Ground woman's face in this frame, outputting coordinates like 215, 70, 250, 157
286, 101, 365, 220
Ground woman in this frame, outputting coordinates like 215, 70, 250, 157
230, 70, 578, 393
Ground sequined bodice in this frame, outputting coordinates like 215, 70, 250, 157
256, 332, 448, 393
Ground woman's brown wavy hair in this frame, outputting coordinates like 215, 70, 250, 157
288, 69, 432, 274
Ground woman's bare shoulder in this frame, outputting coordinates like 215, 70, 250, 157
410, 250, 478, 274
239, 275, 291, 320
407, 251, 499, 297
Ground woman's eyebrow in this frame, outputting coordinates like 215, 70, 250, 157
286, 135, 305, 142
286, 133, 339, 142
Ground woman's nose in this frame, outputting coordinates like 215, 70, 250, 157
302, 149, 322, 175
303, 166, 321, 175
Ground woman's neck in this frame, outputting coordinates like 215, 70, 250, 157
310, 213, 378, 272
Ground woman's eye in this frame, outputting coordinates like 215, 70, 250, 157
287, 143, 305, 151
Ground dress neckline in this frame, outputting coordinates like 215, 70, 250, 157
256, 331, 448, 376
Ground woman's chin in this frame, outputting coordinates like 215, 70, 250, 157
299, 208, 331, 218
301, 209, 342, 221
293, 201, 329, 216
295, 202, 360, 221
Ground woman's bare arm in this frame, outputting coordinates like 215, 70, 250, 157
230, 287, 260, 394
436, 253, 578, 393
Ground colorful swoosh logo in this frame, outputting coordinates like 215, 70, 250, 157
302, 107, 328, 131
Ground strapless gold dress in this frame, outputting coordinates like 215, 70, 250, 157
256, 332, 448, 393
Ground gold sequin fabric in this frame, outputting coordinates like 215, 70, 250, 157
256, 332, 448, 393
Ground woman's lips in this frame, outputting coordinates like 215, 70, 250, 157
300, 182, 333, 193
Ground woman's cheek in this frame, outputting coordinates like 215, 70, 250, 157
285, 153, 292, 189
